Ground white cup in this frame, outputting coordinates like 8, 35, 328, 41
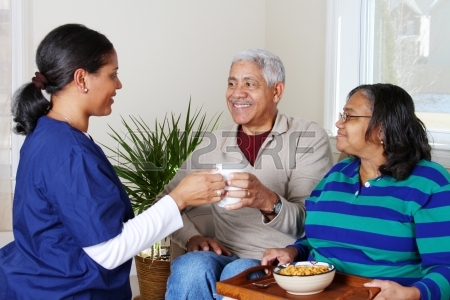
215, 163, 247, 207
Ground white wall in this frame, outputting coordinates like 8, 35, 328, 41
27, 0, 262, 153
266, 0, 327, 126
0, 0, 327, 240
25, 0, 327, 153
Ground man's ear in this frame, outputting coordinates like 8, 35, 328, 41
73, 68, 88, 93
272, 82, 285, 104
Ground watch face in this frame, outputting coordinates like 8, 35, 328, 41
274, 200, 282, 214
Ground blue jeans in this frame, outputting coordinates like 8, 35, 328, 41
165, 251, 263, 300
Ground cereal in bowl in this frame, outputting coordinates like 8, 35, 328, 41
279, 264, 329, 276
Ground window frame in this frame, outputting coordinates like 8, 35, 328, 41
324, 0, 450, 168
0, 0, 22, 241
11, 0, 25, 191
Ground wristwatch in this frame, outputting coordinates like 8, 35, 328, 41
260, 195, 282, 217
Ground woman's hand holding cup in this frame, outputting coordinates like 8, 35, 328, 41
170, 170, 226, 211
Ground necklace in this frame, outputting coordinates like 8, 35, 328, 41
49, 109, 72, 124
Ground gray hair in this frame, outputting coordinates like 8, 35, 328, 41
231, 49, 285, 87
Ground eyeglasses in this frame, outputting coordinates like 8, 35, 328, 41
339, 112, 372, 123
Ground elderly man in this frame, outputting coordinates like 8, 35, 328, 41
163, 49, 334, 299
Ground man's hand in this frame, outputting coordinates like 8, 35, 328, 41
261, 247, 298, 266
223, 172, 278, 212
364, 280, 420, 300
185, 236, 232, 256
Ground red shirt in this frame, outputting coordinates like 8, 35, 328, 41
237, 126, 272, 166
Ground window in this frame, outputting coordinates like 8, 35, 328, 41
325, 0, 450, 168
0, 0, 13, 231
0, 0, 23, 231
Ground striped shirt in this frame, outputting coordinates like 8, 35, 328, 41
292, 157, 450, 300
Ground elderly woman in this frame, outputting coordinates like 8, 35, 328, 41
262, 83, 450, 300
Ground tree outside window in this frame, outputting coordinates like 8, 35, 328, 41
373, 0, 450, 138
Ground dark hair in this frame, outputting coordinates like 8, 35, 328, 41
347, 83, 431, 180
12, 24, 114, 135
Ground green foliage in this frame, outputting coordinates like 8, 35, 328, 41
104, 99, 222, 215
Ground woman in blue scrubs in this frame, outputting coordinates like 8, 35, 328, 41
0, 24, 225, 299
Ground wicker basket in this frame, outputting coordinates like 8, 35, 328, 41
134, 255, 171, 300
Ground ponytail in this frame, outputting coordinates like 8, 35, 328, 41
12, 83, 50, 135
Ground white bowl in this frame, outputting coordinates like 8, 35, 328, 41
273, 261, 336, 295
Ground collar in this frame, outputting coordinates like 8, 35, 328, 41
338, 156, 395, 182
339, 157, 361, 178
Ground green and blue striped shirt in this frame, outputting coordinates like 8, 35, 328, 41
293, 158, 450, 300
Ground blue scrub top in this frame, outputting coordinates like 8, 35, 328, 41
0, 116, 134, 299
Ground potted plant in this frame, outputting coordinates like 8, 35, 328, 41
104, 99, 222, 299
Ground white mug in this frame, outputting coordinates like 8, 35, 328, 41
215, 163, 247, 207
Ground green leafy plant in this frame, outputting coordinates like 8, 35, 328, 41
104, 99, 222, 215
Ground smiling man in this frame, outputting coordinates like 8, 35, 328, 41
161, 49, 334, 300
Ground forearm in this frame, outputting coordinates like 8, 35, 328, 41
288, 237, 310, 261
154, 161, 196, 247
83, 196, 182, 269
265, 197, 305, 238
283, 125, 333, 229
412, 266, 450, 299
266, 128, 332, 237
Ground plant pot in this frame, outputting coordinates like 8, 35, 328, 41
134, 254, 171, 300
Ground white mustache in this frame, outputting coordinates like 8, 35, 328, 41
229, 98, 253, 105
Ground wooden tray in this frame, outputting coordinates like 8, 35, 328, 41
217, 265, 380, 300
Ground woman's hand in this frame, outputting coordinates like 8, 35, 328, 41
261, 247, 298, 266
170, 170, 225, 211
364, 279, 420, 300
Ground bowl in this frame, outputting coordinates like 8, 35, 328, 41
273, 261, 336, 295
